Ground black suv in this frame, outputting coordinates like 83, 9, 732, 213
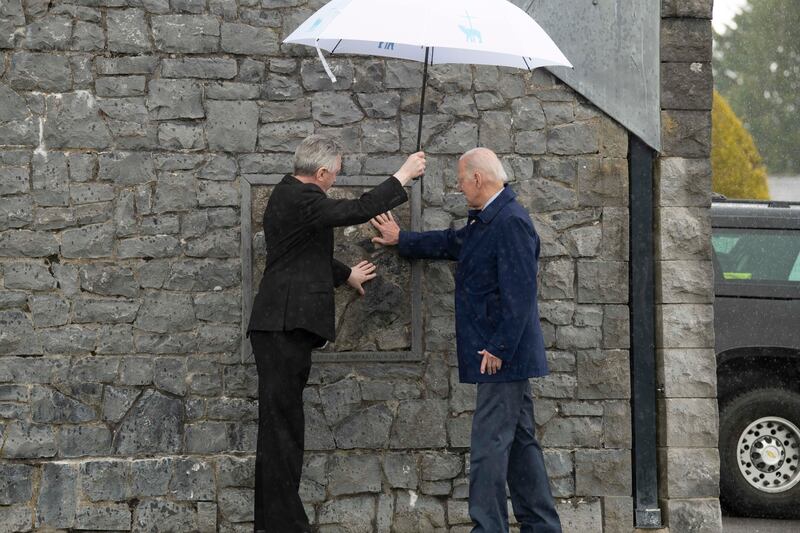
712, 199, 800, 518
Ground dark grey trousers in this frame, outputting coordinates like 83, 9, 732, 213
469, 380, 562, 533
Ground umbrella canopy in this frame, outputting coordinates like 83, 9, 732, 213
284, 0, 572, 151
285, 0, 572, 74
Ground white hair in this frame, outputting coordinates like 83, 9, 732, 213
460, 147, 508, 182
294, 134, 343, 176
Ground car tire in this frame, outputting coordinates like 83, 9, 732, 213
719, 387, 800, 518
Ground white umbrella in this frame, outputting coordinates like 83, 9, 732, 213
285, 0, 572, 150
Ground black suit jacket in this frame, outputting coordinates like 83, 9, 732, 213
247, 174, 408, 341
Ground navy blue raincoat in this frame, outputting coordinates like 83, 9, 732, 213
398, 185, 549, 383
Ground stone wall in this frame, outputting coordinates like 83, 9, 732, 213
657, 0, 722, 531
0, 1, 715, 532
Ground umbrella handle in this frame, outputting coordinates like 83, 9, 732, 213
315, 40, 337, 83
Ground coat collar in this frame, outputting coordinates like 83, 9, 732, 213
467, 184, 515, 224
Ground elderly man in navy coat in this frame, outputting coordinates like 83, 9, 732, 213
371, 147, 561, 533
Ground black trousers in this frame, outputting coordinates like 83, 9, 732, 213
250, 330, 318, 533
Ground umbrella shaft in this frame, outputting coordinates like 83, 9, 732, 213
416, 47, 430, 152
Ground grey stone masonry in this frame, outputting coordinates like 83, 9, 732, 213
657, 1, 722, 531
0, 1, 714, 532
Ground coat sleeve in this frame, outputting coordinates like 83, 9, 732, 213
483, 216, 539, 362
397, 226, 467, 260
303, 176, 408, 229
332, 258, 352, 287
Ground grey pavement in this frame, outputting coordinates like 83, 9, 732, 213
723, 517, 800, 533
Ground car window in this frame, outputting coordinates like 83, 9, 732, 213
712, 229, 800, 283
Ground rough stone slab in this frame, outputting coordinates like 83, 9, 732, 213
221, 22, 279, 55
0, 195, 32, 230
662, 0, 714, 18
198, 180, 238, 207
661, 109, 711, 158
147, 79, 205, 120
540, 416, 603, 448
577, 157, 628, 207
0, 503, 32, 532
656, 303, 714, 349
657, 348, 717, 398
151, 15, 220, 53
0, 464, 34, 505
80, 460, 130, 502
539, 259, 575, 299
95, 55, 159, 75
169, 457, 216, 501
118, 235, 181, 258
390, 400, 448, 449
663, 498, 723, 533
0, 310, 41, 355
658, 398, 718, 447
131, 457, 173, 498
40, 325, 96, 355
113, 390, 183, 454
72, 297, 139, 324
31, 386, 95, 424
577, 261, 629, 303
318, 495, 376, 532
218, 487, 252, 523
327, 455, 382, 496
577, 349, 631, 400
332, 404, 392, 450
7, 52, 72, 92
3, 261, 56, 290
133, 500, 198, 533
43, 92, 113, 150
393, 493, 446, 531
206, 100, 259, 152
657, 157, 711, 208
58, 424, 113, 457
603, 400, 632, 449
659, 447, 720, 498
35, 462, 77, 528
657, 260, 713, 304
657, 207, 712, 261
99, 151, 156, 185
31, 152, 68, 207
162, 58, 237, 79
576, 449, 632, 496
107, 8, 151, 53
661, 18, 712, 62
61, 222, 114, 258
184, 421, 233, 453
74, 503, 132, 531
661, 62, 713, 111
0, 166, 30, 196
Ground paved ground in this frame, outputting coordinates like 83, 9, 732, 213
723, 516, 800, 532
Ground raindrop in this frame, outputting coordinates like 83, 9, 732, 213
770, 62, 778, 73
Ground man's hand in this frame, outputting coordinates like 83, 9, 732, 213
370, 211, 400, 246
347, 260, 377, 296
478, 349, 503, 375
393, 151, 426, 185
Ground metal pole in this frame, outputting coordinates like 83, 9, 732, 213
415, 47, 430, 152
629, 134, 662, 528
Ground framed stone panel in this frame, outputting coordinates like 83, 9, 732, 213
240, 175, 423, 363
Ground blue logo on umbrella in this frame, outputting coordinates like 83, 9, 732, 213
309, 18, 322, 31
378, 42, 396, 50
459, 11, 482, 43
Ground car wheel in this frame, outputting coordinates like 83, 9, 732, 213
719, 387, 800, 518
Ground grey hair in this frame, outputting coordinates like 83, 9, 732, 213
293, 134, 343, 176
460, 147, 508, 182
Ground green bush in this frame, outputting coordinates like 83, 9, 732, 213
712, 90, 770, 200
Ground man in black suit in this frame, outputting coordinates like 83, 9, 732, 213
247, 134, 425, 533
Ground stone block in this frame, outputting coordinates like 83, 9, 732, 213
657, 157, 711, 208
95, 55, 159, 75
659, 447, 720, 498
661, 62, 713, 110
656, 303, 714, 349
0, 464, 33, 505
391, 400, 448, 448
31, 387, 95, 424
98, 151, 156, 185
602, 496, 634, 533
0, 166, 29, 195
61, 222, 114, 258
332, 404, 392, 450
169, 457, 216, 501
662, 0, 713, 18
43, 93, 113, 150
0, 504, 32, 532
328, 455, 382, 496
362, 119, 400, 153
219, 487, 253, 523
0, 310, 41, 355
556, 325, 601, 351
154, 171, 197, 212
447, 414, 472, 449
80, 460, 130, 502
0, 195, 32, 230
577, 157, 628, 207
118, 235, 181, 258
31, 151, 68, 206
657, 348, 717, 398
601, 207, 629, 261
656, 207, 712, 260
113, 390, 183, 454
548, 122, 599, 155
577, 349, 630, 399
661, 109, 711, 158
206, 100, 259, 152
532, 373, 577, 399
393, 493, 446, 531
74, 503, 132, 531
2, 421, 56, 458
661, 18, 712, 62
479, 111, 513, 152
206, 81, 261, 100
540, 416, 603, 448
577, 261, 628, 303
575, 449, 632, 496
539, 258, 575, 299
221, 22, 279, 55
603, 400, 632, 449
657, 260, 714, 303
198, 180, 239, 207
133, 500, 198, 532
311, 92, 364, 126
7, 52, 72, 92
147, 79, 204, 120
58, 424, 113, 457
544, 449, 575, 497
663, 498, 722, 533
162, 58, 237, 79
3, 261, 55, 290
319, 377, 361, 425
318, 496, 376, 533
152, 15, 219, 53
420, 452, 463, 481
658, 398, 718, 447
602, 305, 629, 349
216, 455, 255, 489
555, 499, 602, 532
35, 463, 77, 528
107, 8, 151, 53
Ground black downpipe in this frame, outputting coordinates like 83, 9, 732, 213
629, 135, 662, 528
